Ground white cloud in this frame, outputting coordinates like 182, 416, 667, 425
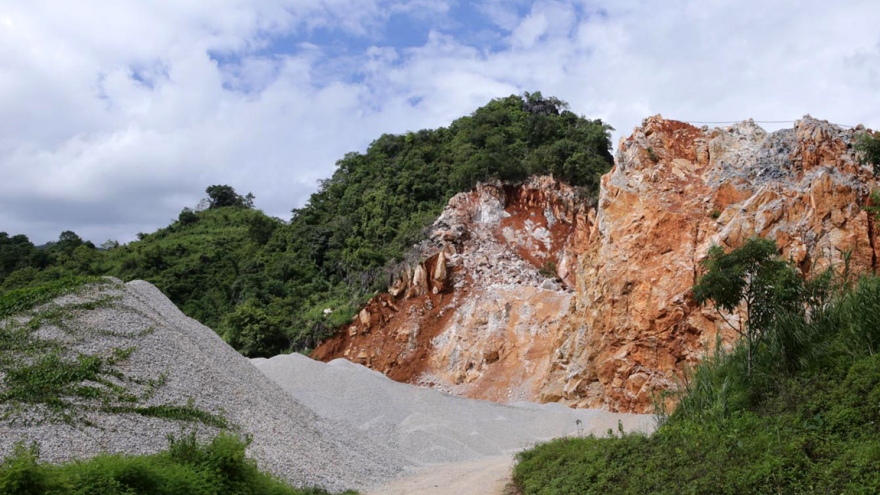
2, 0, 880, 245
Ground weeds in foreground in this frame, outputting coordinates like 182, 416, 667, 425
0, 279, 225, 428
0, 432, 359, 495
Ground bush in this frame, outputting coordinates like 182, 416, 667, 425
855, 131, 880, 175
0, 433, 358, 495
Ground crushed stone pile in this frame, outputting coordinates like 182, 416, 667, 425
254, 353, 653, 469
0, 279, 405, 492
1, 278, 653, 493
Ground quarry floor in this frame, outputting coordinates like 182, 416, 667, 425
253, 353, 655, 493
365, 455, 513, 495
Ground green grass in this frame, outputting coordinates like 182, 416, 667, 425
512, 275, 880, 494
0, 279, 226, 428
103, 405, 229, 429
0, 276, 106, 320
0, 432, 359, 495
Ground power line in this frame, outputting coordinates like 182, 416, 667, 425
681, 120, 858, 128
685, 120, 795, 124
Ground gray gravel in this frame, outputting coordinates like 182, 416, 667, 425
255, 353, 654, 469
1, 279, 653, 492
0, 279, 404, 492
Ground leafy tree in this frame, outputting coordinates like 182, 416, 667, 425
0, 233, 39, 283
205, 185, 254, 209
178, 207, 199, 226
221, 303, 287, 358
246, 214, 279, 245
855, 130, 880, 175
693, 238, 804, 377
55, 231, 85, 256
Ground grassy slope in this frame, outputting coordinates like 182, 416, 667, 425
513, 276, 880, 494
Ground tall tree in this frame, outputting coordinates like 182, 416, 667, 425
693, 238, 804, 376
205, 185, 254, 209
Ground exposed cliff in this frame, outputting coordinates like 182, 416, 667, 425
314, 116, 878, 413
312, 176, 593, 403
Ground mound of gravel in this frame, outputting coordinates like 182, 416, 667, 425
255, 353, 654, 469
0, 279, 405, 492
1, 279, 653, 492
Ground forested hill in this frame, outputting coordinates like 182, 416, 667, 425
0, 92, 613, 357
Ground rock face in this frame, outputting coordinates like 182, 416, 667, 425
314, 116, 878, 413
312, 176, 592, 403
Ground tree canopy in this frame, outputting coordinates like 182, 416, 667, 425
205, 185, 255, 209
855, 130, 880, 175
693, 238, 808, 376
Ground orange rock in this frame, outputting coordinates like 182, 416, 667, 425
314, 116, 879, 414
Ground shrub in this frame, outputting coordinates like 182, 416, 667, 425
0, 434, 358, 495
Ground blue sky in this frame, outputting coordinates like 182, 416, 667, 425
1, 0, 879, 244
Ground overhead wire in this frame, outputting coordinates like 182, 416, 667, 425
680, 119, 859, 128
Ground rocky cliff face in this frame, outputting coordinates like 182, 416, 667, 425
312, 176, 592, 403
314, 116, 878, 413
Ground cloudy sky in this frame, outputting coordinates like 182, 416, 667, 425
2, 0, 879, 245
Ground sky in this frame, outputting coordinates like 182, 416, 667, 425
2, 0, 879, 245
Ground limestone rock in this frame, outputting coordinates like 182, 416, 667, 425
312, 177, 583, 404
314, 116, 879, 414
549, 115, 877, 412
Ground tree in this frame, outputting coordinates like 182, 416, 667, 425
221, 303, 287, 357
204, 185, 256, 210
246, 214, 278, 245
178, 207, 199, 226
0, 233, 38, 282
205, 185, 241, 209
855, 131, 880, 175
54, 231, 85, 256
693, 238, 804, 377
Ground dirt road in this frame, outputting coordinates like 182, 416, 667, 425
365, 455, 514, 495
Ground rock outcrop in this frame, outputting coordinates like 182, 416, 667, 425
312, 176, 591, 403
314, 116, 878, 413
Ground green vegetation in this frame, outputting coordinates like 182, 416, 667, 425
855, 130, 880, 174
0, 276, 104, 319
0, 432, 357, 495
693, 238, 809, 376
0, 279, 225, 427
512, 240, 880, 494
0, 93, 614, 358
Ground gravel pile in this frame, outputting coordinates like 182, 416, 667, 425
0, 279, 405, 492
255, 353, 653, 469
1, 279, 653, 492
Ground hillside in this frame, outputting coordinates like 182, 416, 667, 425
315, 115, 880, 413
0, 92, 614, 359
511, 247, 880, 493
